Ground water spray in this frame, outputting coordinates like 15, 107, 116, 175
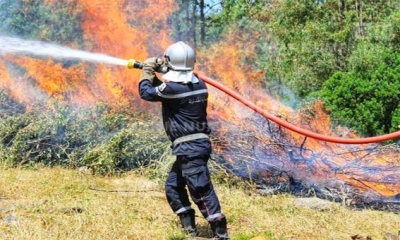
0, 35, 128, 66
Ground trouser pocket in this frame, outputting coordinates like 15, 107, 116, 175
183, 165, 211, 191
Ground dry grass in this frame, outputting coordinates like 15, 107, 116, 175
0, 165, 399, 240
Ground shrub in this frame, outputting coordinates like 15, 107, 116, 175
319, 50, 400, 136
0, 91, 169, 173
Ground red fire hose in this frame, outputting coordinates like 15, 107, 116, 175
196, 73, 400, 144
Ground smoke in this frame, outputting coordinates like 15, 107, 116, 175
5, 62, 49, 104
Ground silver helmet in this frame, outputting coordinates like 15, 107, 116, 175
163, 41, 196, 71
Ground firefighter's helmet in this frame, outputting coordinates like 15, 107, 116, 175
163, 41, 196, 71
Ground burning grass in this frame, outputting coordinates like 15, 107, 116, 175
0, 165, 399, 240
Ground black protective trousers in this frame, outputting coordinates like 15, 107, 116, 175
165, 155, 221, 219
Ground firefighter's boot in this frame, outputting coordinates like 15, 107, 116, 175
209, 216, 230, 239
178, 209, 197, 237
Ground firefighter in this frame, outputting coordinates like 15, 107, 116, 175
138, 41, 230, 239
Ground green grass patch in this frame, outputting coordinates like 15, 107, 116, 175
0, 166, 399, 240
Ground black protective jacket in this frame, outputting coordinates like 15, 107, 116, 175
138, 76, 212, 157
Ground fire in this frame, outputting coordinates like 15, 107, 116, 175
12, 58, 91, 102
0, 1, 176, 106
79, 0, 175, 98
0, 60, 11, 90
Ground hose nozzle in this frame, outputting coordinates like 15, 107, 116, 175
127, 58, 169, 73
127, 59, 143, 69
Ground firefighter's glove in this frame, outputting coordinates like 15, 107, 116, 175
140, 57, 158, 83
140, 57, 166, 83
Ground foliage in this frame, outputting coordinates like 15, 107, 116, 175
0, 0, 83, 45
320, 50, 400, 136
168, 0, 196, 44
0, 89, 25, 118
203, 0, 400, 135
0, 91, 169, 173
81, 126, 170, 175
317, 8, 400, 135
391, 106, 400, 133
206, 0, 271, 44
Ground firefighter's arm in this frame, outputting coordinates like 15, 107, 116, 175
138, 80, 163, 102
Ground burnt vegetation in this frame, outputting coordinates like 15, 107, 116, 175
209, 106, 400, 212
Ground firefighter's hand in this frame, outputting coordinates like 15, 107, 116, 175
140, 57, 165, 83
140, 57, 158, 83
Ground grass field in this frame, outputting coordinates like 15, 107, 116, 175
0, 165, 399, 240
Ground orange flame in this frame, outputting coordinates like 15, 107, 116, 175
0, 1, 176, 107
